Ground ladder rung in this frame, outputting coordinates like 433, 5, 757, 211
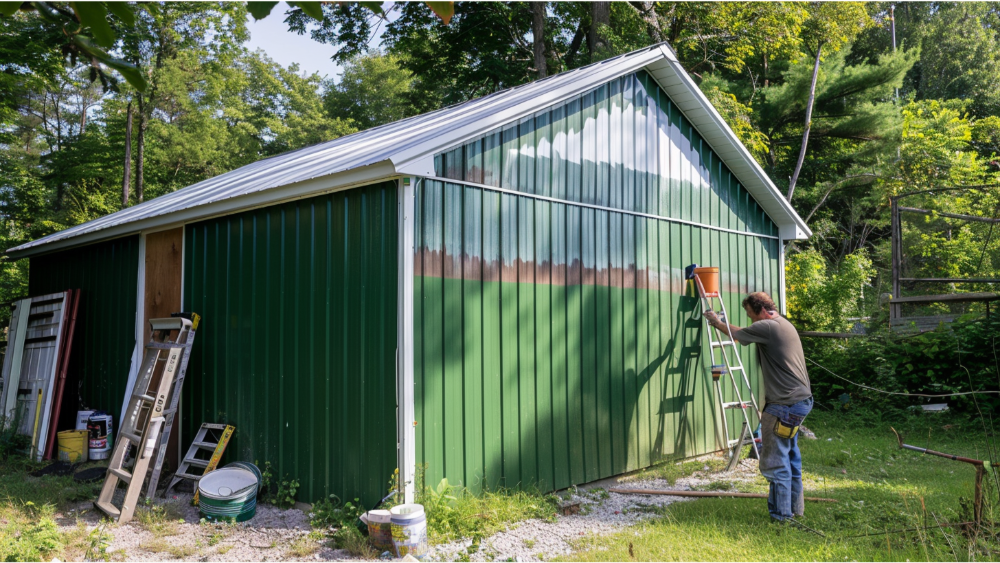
192, 441, 218, 450
95, 501, 121, 519
729, 366, 744, 371
120, 431, 142, 444
162, 408, 177, 416
147, 341, 192, 350
721, 401, 748, 408
711, 341, 735, 347
201, 423, 228, 430
722, 402, 750, 409
109, 467, 132, 484
175, 472, 206, 481
186, 458, 210, 468
134, 393, 155, 403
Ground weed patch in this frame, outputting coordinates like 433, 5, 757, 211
140, 537, 197, 559
417, 477, 557, 544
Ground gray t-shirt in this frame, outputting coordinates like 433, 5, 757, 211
733, 316, 811, 406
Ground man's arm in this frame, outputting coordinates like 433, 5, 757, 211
703, 310, 742, 338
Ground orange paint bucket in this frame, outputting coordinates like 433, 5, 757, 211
694, 267, 720, 297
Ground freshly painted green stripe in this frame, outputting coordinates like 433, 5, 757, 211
28, 236, 139, 419
184, 181, 396, 506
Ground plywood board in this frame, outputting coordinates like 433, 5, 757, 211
143, 228, 183, 342
143, 227, 183, 470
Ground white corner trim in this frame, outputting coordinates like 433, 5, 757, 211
396, 176, 416, 504
121, 233, 146, 424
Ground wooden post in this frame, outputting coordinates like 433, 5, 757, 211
891, 197, 901, 322
974, 464, 984, 528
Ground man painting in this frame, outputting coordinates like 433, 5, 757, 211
703, 292, 813, 524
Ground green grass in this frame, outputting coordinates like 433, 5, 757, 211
561, 410, 1000, 562
0, 457, 104, 561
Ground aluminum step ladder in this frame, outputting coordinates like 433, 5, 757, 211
687, 266, 761, 471
164, 422, 234, 501
94, 315, 198, 524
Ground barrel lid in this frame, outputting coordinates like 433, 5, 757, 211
199, 468, 257, 499
366, 509, 391, 523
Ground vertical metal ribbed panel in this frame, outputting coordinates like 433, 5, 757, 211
435, 71, 778, 238
418, 70, 780, 493
28, 236, 140, 416
184, 181, 397, 505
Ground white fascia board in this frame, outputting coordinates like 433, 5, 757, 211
391, 50, 666, 173
651, 54, 812, 241
10, 161, 399, 259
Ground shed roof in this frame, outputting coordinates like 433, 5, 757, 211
9, 43, 810, 259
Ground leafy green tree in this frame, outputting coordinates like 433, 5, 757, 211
786, 2, 873, 202
785, 247, 875, 333
323, 52, 420, 131
913, 3, 1000, 118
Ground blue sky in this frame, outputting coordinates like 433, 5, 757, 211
245, 2, 393, 82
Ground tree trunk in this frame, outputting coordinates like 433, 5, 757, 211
122, 102, 133, 207
786, 42, 823, 203
565, 22, 585, 68
136, 102, 147, 203
630, 1, 663, 43
532, 2, 547, 78
589, 2, 610, 60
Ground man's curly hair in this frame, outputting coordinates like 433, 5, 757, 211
742, 292, 777, 315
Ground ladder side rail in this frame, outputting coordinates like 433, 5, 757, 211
711, 292, 761, 459
694, 275, 760, 460
713, 296, 761, 414
146, 323, 196, 498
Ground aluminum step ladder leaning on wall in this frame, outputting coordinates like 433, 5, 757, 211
95, 314, 199, 524
686, 266, 761, 471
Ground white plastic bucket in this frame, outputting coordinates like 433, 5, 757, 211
364, 509, 394, 552
75, 410, 95, 430
390, 504, 427, 559
87, 413, 113, 460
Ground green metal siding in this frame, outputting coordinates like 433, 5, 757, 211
184, 181, 398, 505
417, 70, 781, 493
28, 236, 140, 416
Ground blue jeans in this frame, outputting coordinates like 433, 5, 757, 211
759, 396, 813, 521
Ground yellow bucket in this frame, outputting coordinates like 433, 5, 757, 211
57, 430, 88, 463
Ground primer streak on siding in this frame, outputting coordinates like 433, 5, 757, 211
417, 70, 780, 493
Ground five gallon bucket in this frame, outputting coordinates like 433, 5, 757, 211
86, 412, 113, 460
57, 430, 88, 463
75, 410, 95, 431
199, 467, 258, 523
362, 509, 393, 552
390, 504, 428, 559
693, 267, 721, 297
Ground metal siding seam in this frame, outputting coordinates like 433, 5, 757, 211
423, 177, 779, 241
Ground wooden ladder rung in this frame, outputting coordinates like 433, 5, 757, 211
94, 501, 121, 519
120, 431, 142, 444
109, 467, 132, 484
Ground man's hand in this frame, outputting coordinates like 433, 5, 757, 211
704, 310, 721, 326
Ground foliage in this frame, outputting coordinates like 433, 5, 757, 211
786, 248, 875, 333
414, 473, 557, 545
323, 51, 421, 131
309, 494, 364, 530
259, 461, 300, 509
0, 501, 63, 562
